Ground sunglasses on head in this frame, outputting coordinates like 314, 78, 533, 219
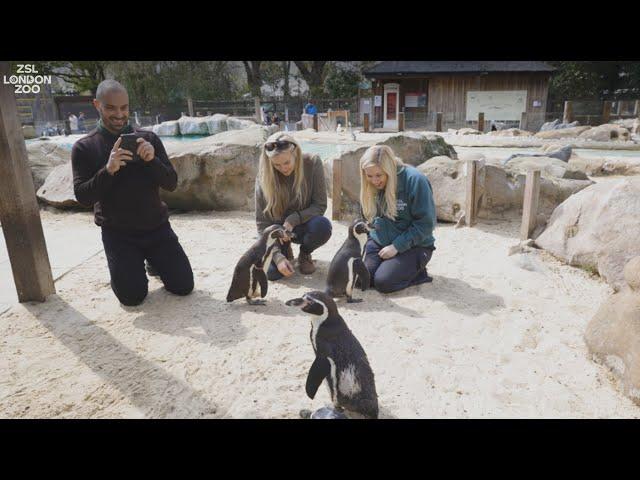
265, 140, 294, 152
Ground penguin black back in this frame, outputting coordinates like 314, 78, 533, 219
286, 290, 379, 419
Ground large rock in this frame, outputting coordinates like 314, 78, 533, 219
414, 155, 592, 223
36, 163, 86, 209
26, 138, 72, 190
568, 155, 640, 177
22, 125, 37, 139
380, 132, 457, 166
535, 178, 640, 291
153, 120, 180, 136
535, 126, 592, 139
456, 128, 482, 135
585, 256, 640, 405
160, 125, 271, 210
177, 115, 209, 135
227, 117, 257, 130
505, 156, 589, 180
578, 124, 630, 142
205, 114, 229, 135
487, 128, 533, 137
540, 119, 580, 131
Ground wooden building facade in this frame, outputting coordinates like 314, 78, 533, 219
361, 61, 555, 131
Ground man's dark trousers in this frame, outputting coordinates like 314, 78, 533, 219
101, 221, 194, 306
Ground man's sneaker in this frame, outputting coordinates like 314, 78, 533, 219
298, 250, 316, 275
146, 261, 160, 277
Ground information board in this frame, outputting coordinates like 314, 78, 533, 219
466, 90, 527, 121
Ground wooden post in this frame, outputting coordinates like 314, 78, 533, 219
436, 112, 443, 132
254, 97, 261, 123
0, 62, 55, 302
313, 113, 319, 132
634, 100, 639, 117
331, 158, 342, 220
477, 112, 485, 132
520, 111, 527, 131
187, 97, 194, 117
465, 160, 478, 226
398, 111, 404, 132
520, 169, 542, 240
563, 101, 573, 124
602, 101, 612, 124
363, 112, 370, 132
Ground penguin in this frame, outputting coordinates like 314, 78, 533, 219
227, 224, 287, 305
285, 290, 378, 419
325, 219, 374, 303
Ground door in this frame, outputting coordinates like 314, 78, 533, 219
383, 83, 399, 130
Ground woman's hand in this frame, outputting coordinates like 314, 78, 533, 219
378, 245, 398, 260
276, 258, 295, 277
281, 221, 294, 242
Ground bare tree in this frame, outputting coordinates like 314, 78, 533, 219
242, 61, 263, 121
294, 61, 329, 99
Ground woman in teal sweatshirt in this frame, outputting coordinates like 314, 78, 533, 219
359, 145, 436, 293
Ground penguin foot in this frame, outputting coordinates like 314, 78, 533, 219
246, 298, 267, 306
347, 297, 363, 303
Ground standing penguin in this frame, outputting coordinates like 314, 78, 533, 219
326, 219, 374, 303
227, 224, 287, 305
285, 290, 378, 419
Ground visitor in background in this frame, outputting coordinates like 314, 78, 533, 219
69, 112, 78, 133
78, 112, 86, 133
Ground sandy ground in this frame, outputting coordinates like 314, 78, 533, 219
1, 205, 639, 419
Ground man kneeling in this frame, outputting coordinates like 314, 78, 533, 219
72, 79, 194, 306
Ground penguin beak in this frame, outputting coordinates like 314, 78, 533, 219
285, 297, 306, 307
366, 222, 377, 231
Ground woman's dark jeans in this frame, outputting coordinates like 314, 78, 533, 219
362, 238, 434, 294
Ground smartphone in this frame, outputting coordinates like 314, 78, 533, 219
119, 133, 140, 162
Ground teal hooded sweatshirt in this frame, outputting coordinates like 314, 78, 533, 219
369, 164, 436, 253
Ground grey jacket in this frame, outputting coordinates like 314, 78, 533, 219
255, 153, 327, 264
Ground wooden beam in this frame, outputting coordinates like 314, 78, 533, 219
363, 112, 370, 133
313, 113, 319, 132
331, 157, 342, 220
465, 160, 478, 227
0, 62, 55, 302
563, 101, 573, 124
602, 101, 612, 124
520, 169, 542, 240
520, 111, 527, 131
398, 112, 404, 132
634, 100, 639, 117
436, 112, 443, 132
477, 112, 484, 133
187, 97, 194, 117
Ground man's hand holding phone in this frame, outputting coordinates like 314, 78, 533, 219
106, 137, 132, 175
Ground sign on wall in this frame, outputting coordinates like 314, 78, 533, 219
466, 90, 527, 121
374, 95, 382, 107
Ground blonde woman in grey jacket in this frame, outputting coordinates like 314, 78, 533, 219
255, 132, 332, 280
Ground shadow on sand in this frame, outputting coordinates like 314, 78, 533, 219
26, 294, 222, 418
132, 288, 301, 347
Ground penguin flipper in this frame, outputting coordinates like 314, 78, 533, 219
306, 357, 330, 400
255, 268, 268, 298
353, 258, 370, 292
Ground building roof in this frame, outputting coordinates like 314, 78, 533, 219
364, 61, 555, 76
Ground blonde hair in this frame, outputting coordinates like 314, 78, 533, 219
359, 145, 403, 222
258, 132, 306, 219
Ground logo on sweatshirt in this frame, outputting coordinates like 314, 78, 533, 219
396, 199, 407, 211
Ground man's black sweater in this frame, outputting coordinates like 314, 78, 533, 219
72, 126, 177, 231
